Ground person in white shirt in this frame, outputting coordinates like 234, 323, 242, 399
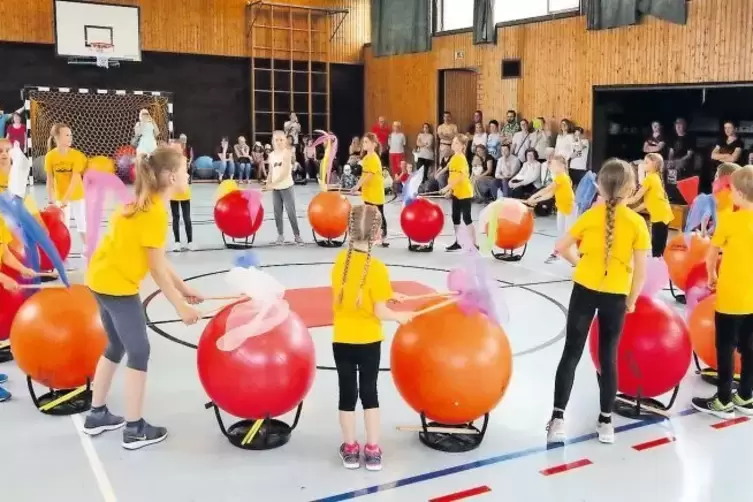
569, 127, 589, 186
509, 148, 541, 199
388, 121, 406, 177
494, 144, 521, 197
471, 122, 488, 152
8, 141, 30, 198
283, 113, 301, 148
266, 130, 303, 246
511, 119, 534, 164
539, 147, 555, 188
554, 119, 575, 161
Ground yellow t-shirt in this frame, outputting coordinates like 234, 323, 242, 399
331, 249, 394, 344
0, 168, 8, 193
361, 152, 385, 205
715, 187, 733, 213
86, 196, 169, 296
570, 204, 651, 295
45, 148, 86, 202
171, 186, 191, 202
553, 172, 574, 216
448, 153, 473, 200
711, 209, 753, 315
642, 172, 673, 224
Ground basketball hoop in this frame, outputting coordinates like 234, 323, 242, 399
89, 42, 114, 68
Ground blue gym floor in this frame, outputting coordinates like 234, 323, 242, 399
2, 183, 749, 502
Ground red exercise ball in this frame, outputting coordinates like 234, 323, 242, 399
391, 301, 513, 425
0, 238, 29, 283
39, 210, 71, 271
400, 198, 444, 244
589, 296, 692, 398
308, 191, 351, 239
214, 191, 264, 239
42, 205, 65, 224
0, 287, 27, 342
10, 285, 107, 389
492, 199, 534, 250
197, 301, 316, 419
689, 295, 741, 374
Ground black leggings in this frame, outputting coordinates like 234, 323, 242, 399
451, 196, 472, 225
715, 312, 753, 403
416, 157, 434, 182
333, 342, 381, 411
651, 222, 669, 258
365, 202, 387, 237
170, 200, 193, 243
553, 283, 627, 414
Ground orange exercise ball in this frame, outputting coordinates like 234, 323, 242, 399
10, 285, 107, 389
391, 301, 513, 425
492, 199, 534, 250
664, 234, 711, 291
689, 294, 741, 374
308, 191, 351, 239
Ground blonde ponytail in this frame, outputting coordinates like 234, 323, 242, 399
122, 147, 183, 217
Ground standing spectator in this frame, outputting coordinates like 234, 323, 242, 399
495, 143, 521, 197
709, 121, 743, 194
415, 123, 434, 181
216, 137, 234, 182
467, 110, 483, 135
234, 136, 252, 183
501, 110, 520, 146
437, 111, 458, 160
283, 113, 301, 149
555, 119, 575, 161
0, 106, 23, 139
512, 119, 534, 164
666, 118, 696, 203
643, 121, 667, 158
6, 113, 25, 150
178, 134, 194, 181
371, 116, 390, 167
569, 127, 590, 186
486, 120, 502, 160
388, 121, 406, 176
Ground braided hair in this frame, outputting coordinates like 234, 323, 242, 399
337, 205, 383, 307
597, 159, 635, 274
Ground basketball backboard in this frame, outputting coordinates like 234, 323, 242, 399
54, 0, 141, 66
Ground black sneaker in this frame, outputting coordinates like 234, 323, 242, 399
82, 407, 126, 436
122, 420, 168, 450
691, 395, 735, 420
732, 393, 753, 416
446, 242, 461, 252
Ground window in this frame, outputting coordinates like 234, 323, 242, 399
494, 0, 579, 24
436, 0, 474, 33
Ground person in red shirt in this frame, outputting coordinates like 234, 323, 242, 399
6, 113, 26, 150
371, 116, 390, 167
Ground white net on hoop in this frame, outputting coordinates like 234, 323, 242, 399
91, 44, 113, 68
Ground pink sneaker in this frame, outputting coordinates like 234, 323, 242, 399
364, 444, 382, 471
339, 442, 360, 469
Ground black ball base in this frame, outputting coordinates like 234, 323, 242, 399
612, 386, 680, 420
312, 230, 347, 248
205, 401, 303, 451
492, 244, 528, 262
221, 233, 257, 250
416, 413, 489, 453
668, 281, 686, 305
407, 238, 435, 252
28, 377, 92, 415
0, 345, 12, 363
694, 353, 740, 387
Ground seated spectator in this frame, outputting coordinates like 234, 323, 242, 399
340, 164, 357, 190
429, 152, 452, 193
234, 136, 252, 183
494, 144, 521, 197
251, 142, 266, 180
382, 167, 393, 194
216, 137, 235, 181
393, 160, 413, 195
471, 145, 495, 202
540, 147, 555, 187
509, 148, 542, 199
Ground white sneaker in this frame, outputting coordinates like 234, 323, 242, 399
172, 243, 182, 253
596, 422, 615, 444
187, 242, 197, 251
546, 418, 566, 443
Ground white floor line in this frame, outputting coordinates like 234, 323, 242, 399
71, 414, 118, 502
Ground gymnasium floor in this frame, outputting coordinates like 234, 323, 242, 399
2, 183, 751, 502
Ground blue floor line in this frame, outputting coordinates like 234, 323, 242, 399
311, 408, 698, 502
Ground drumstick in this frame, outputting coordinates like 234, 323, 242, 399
19, 283, 65, 290
397, 291, 457, 301
411, 297, 458, 317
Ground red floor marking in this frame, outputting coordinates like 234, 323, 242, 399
711, 417, 750, 429
429, 485, 491, 502
539, 458, 593, 476
632, 436, 675, 451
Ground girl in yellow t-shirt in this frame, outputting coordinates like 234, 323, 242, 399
82, 147, 204, 451
626, 153, 673, 257
692, 166, 753, 418
526, 154, 576, 263
330, 205, 413, 471
547, 159, 650, 445
168, 140, 194, 252
45, 123, 88, 255
0, 138, 10, 193
440, 134, 475, 251
352, 132, 388, 247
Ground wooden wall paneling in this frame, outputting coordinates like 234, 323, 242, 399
0, 0, 369, 63
443, 70, 478, 132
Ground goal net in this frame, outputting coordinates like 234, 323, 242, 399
24, 87, 173, 159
